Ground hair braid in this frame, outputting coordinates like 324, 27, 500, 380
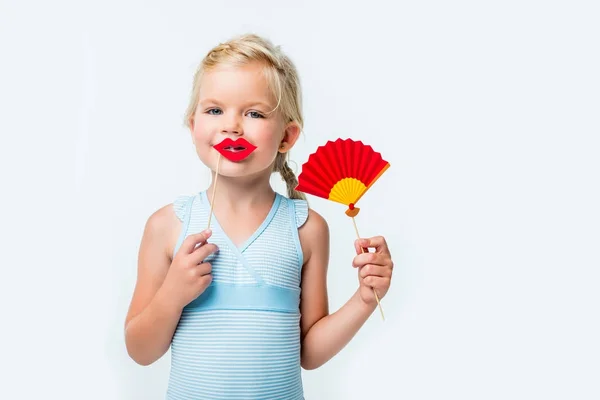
273, 152, 306, 200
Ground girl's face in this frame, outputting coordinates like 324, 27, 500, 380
191, 61, 295, 178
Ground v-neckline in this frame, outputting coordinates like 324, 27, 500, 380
201, 190, 281, 253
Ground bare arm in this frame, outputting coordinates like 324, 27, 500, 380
299, 210, 392, 370
124, 202, 217, 366
124, 205, 182, 365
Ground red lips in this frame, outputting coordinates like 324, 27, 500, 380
213, 138, 257, 162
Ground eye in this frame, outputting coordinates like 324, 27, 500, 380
206, 108, 222, 115
247, 111, 264, 119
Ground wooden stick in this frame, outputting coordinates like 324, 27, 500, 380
207, 153, 221, 230
352, 216, 385, 321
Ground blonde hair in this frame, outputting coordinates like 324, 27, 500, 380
184, 33, 306, 200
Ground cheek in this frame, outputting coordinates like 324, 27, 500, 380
247, 119, 284, 144
192, 115, 216, 142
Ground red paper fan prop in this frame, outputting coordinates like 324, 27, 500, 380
295, 138, 390, 320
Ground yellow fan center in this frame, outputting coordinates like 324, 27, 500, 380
328, 178, 367, 205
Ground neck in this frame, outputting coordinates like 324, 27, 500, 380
206, 169, 276, 212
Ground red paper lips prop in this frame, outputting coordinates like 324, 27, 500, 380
214, 138, 257, 162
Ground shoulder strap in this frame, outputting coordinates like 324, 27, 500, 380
287, 198, 306, 275
291, 199, 309, 228
173, 196, 195, 258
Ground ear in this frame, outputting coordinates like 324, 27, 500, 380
278, 122, 301, 153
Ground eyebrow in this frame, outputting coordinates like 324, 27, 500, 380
247, 102, 273, 110
198, 98, 224, 107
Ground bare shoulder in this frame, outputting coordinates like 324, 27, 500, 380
303, 208, 329, 231
144, 202, 182, 260
298, 208, 330, 262
124, 202, 181, 327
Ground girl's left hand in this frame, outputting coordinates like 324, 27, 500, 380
352, 236, 394, 306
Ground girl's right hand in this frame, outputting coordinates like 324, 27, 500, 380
160, 229, 218, 310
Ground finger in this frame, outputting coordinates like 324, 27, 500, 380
195, 262, 212, 277
189, 243, 219, 264
354, 239, 370, 255
352, 252, 384, 268
359, 264, 392, 279
181, 229, 212, 254
198, 274, 213, 288
363, 276, 391, 290
358, 236, 389, 254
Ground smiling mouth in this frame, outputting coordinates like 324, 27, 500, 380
214, 138, 257, 162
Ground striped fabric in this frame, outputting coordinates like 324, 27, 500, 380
166, 190, 308, 400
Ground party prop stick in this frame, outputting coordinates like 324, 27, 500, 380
207, 153, 222, 230
295, 138, 390, 321
351, 216, 385, 321
209, 138, 256, 230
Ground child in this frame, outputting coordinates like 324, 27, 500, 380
125, 33, 394, 399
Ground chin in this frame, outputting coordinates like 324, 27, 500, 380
223, 164, 277, 182
213, 167, 253, 178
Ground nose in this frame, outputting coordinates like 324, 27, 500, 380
221, 113, 242, 135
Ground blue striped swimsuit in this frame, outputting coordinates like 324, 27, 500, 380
166, 190, 308, 400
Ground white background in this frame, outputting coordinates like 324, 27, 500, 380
1, 0, 599, 399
